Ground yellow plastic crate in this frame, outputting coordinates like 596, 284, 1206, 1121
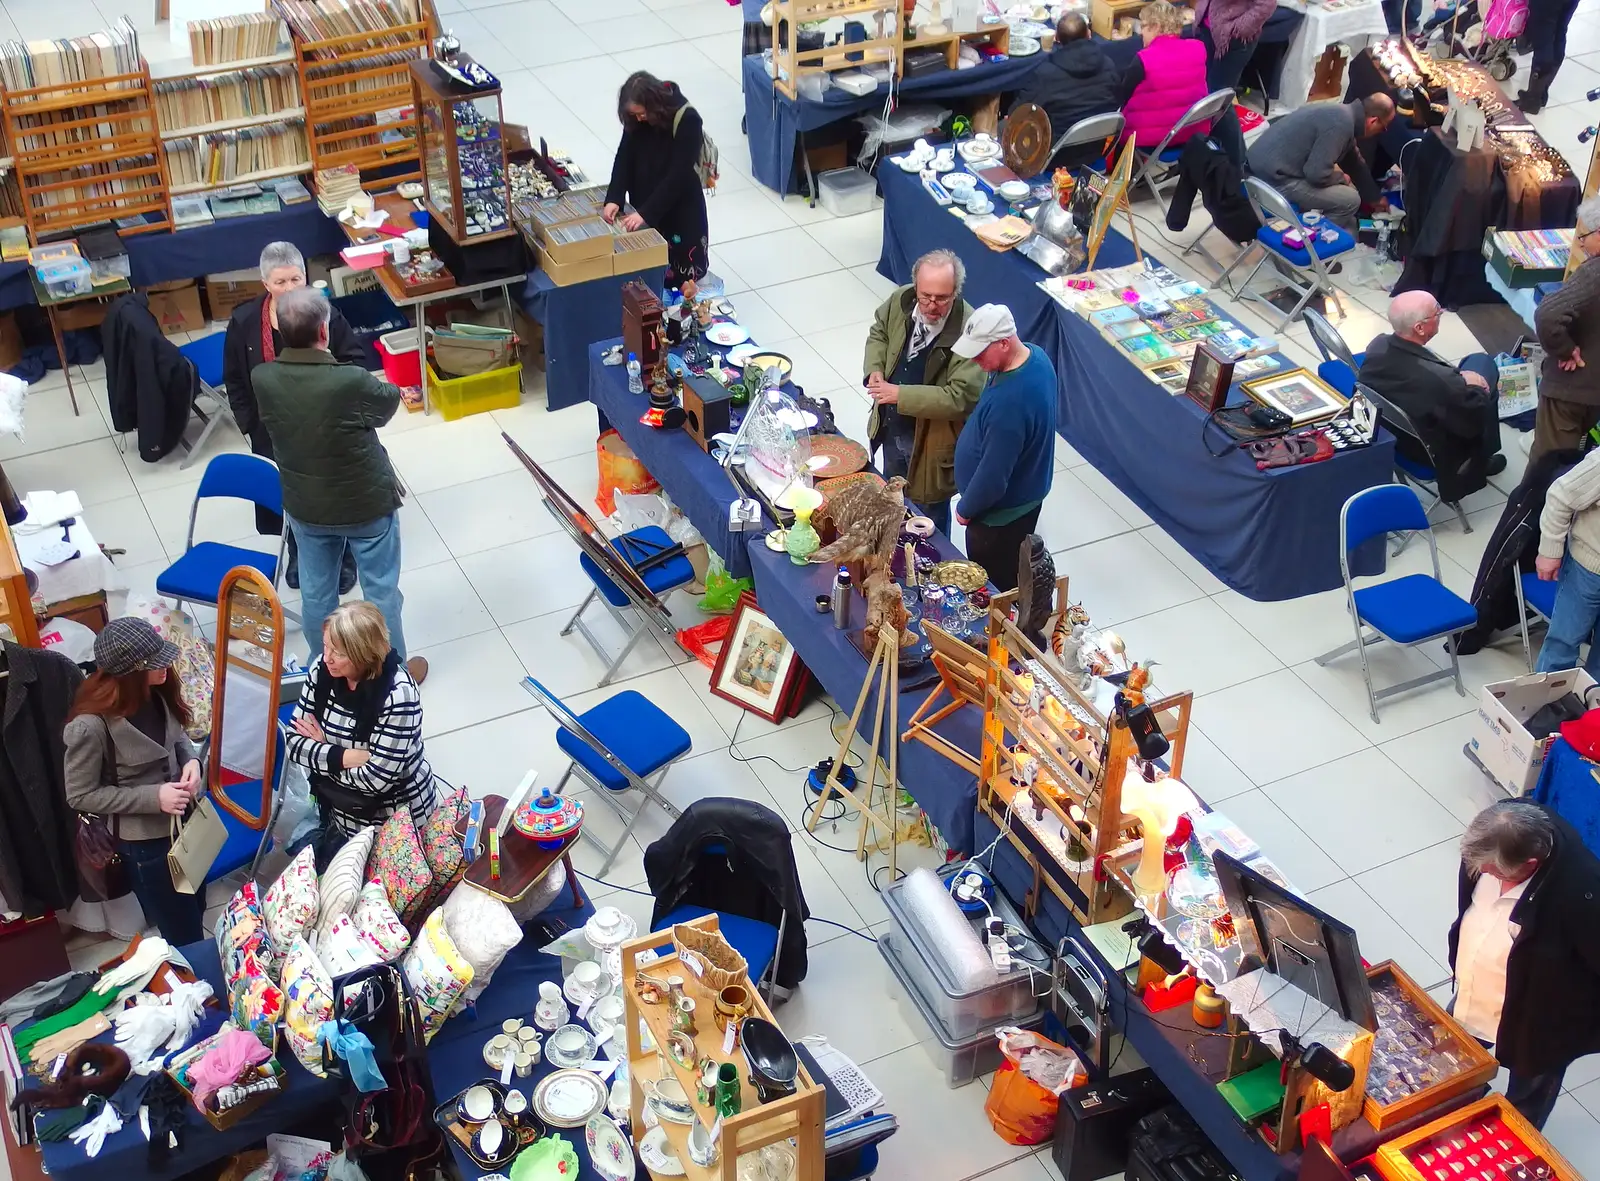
426, 361, 523, 421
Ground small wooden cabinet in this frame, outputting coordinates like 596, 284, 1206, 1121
0, 520, 39, 648
410, 58, 513, 244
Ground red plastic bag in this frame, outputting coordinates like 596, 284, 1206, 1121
595, 429, 659, 516
983, 1028, 1088, 1145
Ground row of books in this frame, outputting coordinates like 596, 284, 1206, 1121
155, 66, 302, 133
162, 120, 310, 188
22, 157, 164, 210
7, 104, 154, 155
187, 14, 289, 66
1492, 228, 1572, 271
274, 0, 424, 57
0, 18, 142, 97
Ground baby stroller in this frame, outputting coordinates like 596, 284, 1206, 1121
1415, 0, 1525, 81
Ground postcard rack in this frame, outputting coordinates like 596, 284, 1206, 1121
976, 591, 1192, 927
768, 0, 901, 99
1, 66, 172, 238
619, 915, 825, 1181
294, 21, 429, 184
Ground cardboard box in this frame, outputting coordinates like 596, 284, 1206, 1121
142, 281, 205, 335
1090, 0, 1142, 38
1469, 668, 1599, 795
203, 269, 260, 321
541, 218, 614, 264
535, 243, 610, 287
612, 227, 669, 276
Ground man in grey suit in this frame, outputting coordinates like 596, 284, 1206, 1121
1247, 95, 1395, 230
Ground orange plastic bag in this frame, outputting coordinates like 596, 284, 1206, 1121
595, 429, 659, 516
983, 1028, 1088, 1145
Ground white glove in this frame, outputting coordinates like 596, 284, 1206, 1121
95, 938, 172, 995
164, 980, 213, 1050
113, 1005, 178, 1075
69, 1102, 123, 1157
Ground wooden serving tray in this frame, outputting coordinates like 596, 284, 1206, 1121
455, 794, 581, 905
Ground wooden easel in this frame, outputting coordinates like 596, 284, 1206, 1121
1086, 138, 1142, 269
901, 621, 985, 774
807, 626, 901, 882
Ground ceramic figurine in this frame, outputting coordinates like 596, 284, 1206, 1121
1123, 661, 1156, 708
809, 476, 909, 567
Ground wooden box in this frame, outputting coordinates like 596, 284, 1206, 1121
621, 279, 663, 369
1090, 0, 1144, 38
681, 373, 733, 451
1374, 1094, 1583, 1181
1362, 960, 1498, 1131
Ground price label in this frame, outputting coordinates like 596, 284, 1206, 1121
722, 1021, 737, 1056
500, 1056, 514, 1087
581, 1059, 617, 1081
164, 969, 181, 992
682, 956, 704, 978
577, 994, 596, 1020
140, 1107, 151, 1141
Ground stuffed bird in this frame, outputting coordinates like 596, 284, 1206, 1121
810, 476, 908, 567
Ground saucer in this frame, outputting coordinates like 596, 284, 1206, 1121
563, 969, 612, 1008
650, 1096, 697, 1126
639, 1126, 685, 1176
545, 1024, 599, 1069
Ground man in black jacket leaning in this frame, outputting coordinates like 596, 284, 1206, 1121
1359, 290, 1506, 497
1448, 800, 1600, 1128
1009, 14, 1120, 170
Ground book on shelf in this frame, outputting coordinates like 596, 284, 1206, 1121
277, 0, 425, 57
209, 190, 281, 218
114, 211, 159, 230
155, 66, 301, 134
0, 17, 143, 98
172, 195, 213, 227
163, 120, 310, 189
274, 176, 311, 203
0, 221, 26, 262
188, 13, 288, 66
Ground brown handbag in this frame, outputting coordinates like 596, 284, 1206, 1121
73, 719, 129, 903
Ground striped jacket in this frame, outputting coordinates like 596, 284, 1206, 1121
284, 656, 440, 836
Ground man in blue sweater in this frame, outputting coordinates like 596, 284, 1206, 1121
951, 304, 1058, 592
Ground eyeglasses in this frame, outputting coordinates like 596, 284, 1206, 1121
916, 289, 956, 305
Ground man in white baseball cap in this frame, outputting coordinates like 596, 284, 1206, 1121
951, 303, 1058, 592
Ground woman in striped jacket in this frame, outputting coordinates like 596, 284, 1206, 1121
285, 601, 442, 868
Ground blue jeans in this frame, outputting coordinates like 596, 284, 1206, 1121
1459, 352, 1503, 460
119, 836, 204, 944
289, 512, 407, 660
1535, 553, 1600, 678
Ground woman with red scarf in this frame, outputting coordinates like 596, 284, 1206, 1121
223, 241, 366, 592
1193, 0, 1278, 167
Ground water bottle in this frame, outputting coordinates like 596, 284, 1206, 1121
626, 352, 643, 394
831, 567, 853, 630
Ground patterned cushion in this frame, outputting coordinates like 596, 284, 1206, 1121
440, 882, 522, 1002
400, 911, 473, 1042
350, 880, 411, 962
281, 937, 335, 1078
412, 788, 470, 918
263, 846, 320, 952
370, 807, 435, 921
316, 826, 376, 943
320, 913, 382, 977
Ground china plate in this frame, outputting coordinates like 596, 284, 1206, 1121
533, 1070, 608, 1128
706, 322, 750, 347
726, 343, 761, 366
744, 351, 793, 380
639, 1126, 685, 1175
585, 1114, 633, 1181
1009, 19, 1051, 37
1009, 35, 1041, 55
545, 1024, 599, 1069
958, 139, 1000, 161
806, 434, 869, 478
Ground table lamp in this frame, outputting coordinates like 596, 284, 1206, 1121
1121, 772, 1189, 898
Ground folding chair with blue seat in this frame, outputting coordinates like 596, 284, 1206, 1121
176, 332, 237, 471
1354, 381, 1473, 541
1048, 112, 1125, 172
1129, 89, 1236, 210
1304, 308, 1365, 398
520, 676, 690, 876
563, 523, 696, 687
1315, 484, 1478, 722
156, 453, 299, 622
1513, 551, 1560, 671
1216, 176, 1357, 331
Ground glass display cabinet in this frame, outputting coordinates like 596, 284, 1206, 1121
409, 57, 514, 243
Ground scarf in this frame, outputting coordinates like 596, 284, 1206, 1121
261, 296, 277, 365
1195, 0, 1277, 54
313, 649, 403, 746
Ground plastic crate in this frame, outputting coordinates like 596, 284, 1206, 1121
881, 864, 1047, 1040
377, 330, 422, 387
880, 933, 1045, 1087
817, 167, 876, 216
426, 361, 522, 421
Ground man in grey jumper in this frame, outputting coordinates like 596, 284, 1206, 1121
1530, 195, 1600, 461
1247, 95, 1395, 230
1535, 439, 1600, 675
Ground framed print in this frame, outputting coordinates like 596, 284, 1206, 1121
1147, 359, 1190, 394
1184, 341, 1234, 413
710, 592, 804, 723
1242, 367, 1347, 425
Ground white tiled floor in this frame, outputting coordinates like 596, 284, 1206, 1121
14, 0, 1600, 1174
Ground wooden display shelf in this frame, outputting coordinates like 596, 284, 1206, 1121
152, 50, 296, 80
898, 25, 1010, 76
169, 161, 310, 194
295, 20, 429, 186
620, 916, 824, 1181
0, 519, 39, 648
769, 0, 901, 98
160, 107, 306, 139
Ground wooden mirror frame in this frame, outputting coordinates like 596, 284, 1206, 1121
207, 566, 285, 831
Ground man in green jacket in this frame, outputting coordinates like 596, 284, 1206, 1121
253, 287, 426, 683
863, 249, 986, 536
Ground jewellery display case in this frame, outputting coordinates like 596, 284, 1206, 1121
1374, 1094, 1581, 1181
1362, 960, 1498, 1132
410, 58, 513, 244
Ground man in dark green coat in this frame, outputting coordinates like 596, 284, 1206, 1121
253, 287, 425, 683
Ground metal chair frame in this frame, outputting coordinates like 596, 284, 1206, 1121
166, 454, 299, 624
1048, 112, 1126, 166
1511, 549, 1556, 672
178, 345, 239, 471
1355, 381, 1472, 546
1216, 176, 1348, 331
1304, 307, 1361, 372
1315, 485, 1470, 723
1129, 88, 1235, 210
520, 676, 685, 876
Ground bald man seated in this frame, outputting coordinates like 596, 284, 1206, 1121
1358, 291, 1507, 495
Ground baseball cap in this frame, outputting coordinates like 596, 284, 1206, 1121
94, 617, 181, 678
951, 303, 1018, 358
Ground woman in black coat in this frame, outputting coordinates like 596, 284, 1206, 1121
603, 72, 710, 290
223, 241, 366, 590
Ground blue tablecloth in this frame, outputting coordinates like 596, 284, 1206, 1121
746, 540, 983, 852
742, 51, 1048, 196
876, 162, 1395, 601
525, 267, 668, 412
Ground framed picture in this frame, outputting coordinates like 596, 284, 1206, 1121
710, 592, 804, 724
1242, 368, 1347, 425
1147, 359, 1190, 394
1184, 341, 1234, 413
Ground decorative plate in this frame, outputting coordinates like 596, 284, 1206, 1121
545, 1024, 599, 1070
764, 528, 788, 551
815, 471, 884, 510
706, 322, 750, 346
805, 434, 869, 478
533, 1070, 607, 1128
894, 154, 924, 172
1009, 35, 1041, 55
931, 559, 988, 592
1009, 19, 1051, 37
584, 1114, 633, 1181
639, 1126, 686, 1176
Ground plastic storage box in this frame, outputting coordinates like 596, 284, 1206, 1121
817, 167, 876, 217
36, 257, 92, 299
426, 361, 522, 421
376, 330, 422, 387
882, 864, 1047, 1040
881, 933, 1045, 1087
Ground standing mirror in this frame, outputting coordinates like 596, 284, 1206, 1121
208, 567, 286, 849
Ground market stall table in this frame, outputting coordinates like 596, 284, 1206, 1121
876, 162, 1395, 600
1275, 0, 1390, 113
30, 274, 130, 415
526, 266, 667, 413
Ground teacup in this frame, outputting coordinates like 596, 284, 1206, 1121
590, 994, 626, 1032
550, 1025, 590, 1057
571, 961, 602, 993
459, 1083, 498, 1123
643, 1075, 695, 1123
715, 984, 751, 1032
538, 980, 562, 1004
688, 1121, 720, 1167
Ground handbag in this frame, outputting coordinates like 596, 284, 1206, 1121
73, 718, 128, 903
429, 327, 515, 378
168, 794, 229, 894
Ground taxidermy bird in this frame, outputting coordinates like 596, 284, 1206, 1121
1015, 534, 1056, 648
810, 476, 908, 567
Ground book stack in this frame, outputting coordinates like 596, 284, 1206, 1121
1493, 228, 1571, 272
274, 175, 311, 203
314, 162, 362, 214
277, 0, 423, 56
155, 65, 301, 134
209, 185, 281, 218
0, 17, 142, 96
163, 120, 310, 189
187, 13, 287, 65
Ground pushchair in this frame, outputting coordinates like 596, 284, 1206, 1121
1414, 0, 1525, 81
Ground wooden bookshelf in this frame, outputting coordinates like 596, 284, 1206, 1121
161, 107, 306, 139
1, 64, 171, 238
0, 520, 39, 649
293, 21, 429, 185
152, 51, 297, 81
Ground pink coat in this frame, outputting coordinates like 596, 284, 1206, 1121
1123, 35, 1212, 148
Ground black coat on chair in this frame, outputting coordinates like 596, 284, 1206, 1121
644, 798, 810, 992
102, 293, 197, 462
